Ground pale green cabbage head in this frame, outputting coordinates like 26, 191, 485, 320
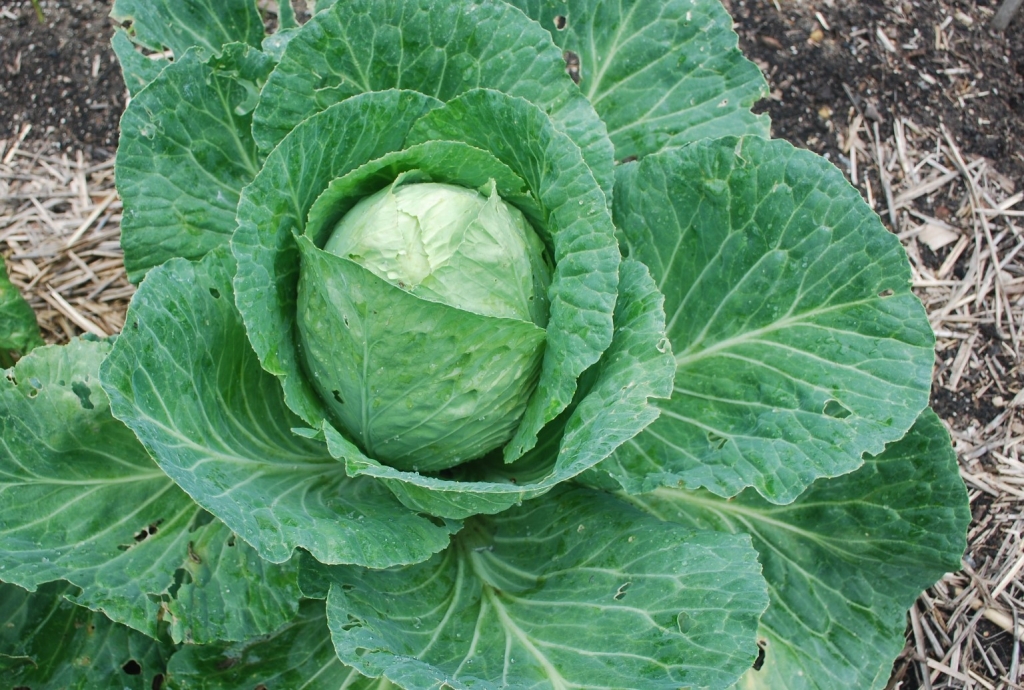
324, 180, 551, 324
299, 180, 552, 472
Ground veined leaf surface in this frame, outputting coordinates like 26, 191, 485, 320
319, 486, 768, 689
507, 0, 770, 159
606, 137, 935, 502
116, 44, 273, 281
628, 409, 968, 689
253, 0, 615, 202
110, 0, 264, 57
0, 339, 301, 644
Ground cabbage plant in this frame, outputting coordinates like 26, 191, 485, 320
0, 0, 970, 688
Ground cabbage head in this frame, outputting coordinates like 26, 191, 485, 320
0, 1, 969, 689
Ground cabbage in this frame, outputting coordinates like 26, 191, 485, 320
0, 1, 968, 688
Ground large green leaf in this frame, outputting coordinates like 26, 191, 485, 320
0, 254, 43, 368
627, 409, 969, 689
330, 259, 673, 519
101, 249, 459, 568
319, 486, 768, 689
166, 600, 375, 689
0, 339, 301, 644
233, 89, 442, 428
252, 0, 615, 202
110, 0, 264, 57
116, 44, 273, 282
408, 89, 620, 464
605, 137, 935, 502
507, 0, 770, 159
0, 581, 173, 690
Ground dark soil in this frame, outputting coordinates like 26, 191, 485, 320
4, 0, 1021, 180
727, 0, 1024, 184
0, 0, 124, 158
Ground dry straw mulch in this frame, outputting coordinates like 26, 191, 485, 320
0, 124, 130, 341
838, 113, 1024, 689
1, 115, 1022, 687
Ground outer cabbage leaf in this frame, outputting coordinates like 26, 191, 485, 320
317, 486, 768, 689
0, 339, 301, 644
507, 0, 770, 159
110, 0, 263, 58
252, 0, 615, 202
0, 254, 42, 368
116, 44, 273, 282
605, 137, 935, 502
166, 600, 376, 689
0, 581, 173, 690
330, 258, 673, 519
626, 409, 969, 689
101, 249, 459, 568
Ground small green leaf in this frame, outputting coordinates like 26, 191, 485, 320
0, 254, 42, 368
101, 249, 459, 568
110, 0, 264, 57
628, 409, 969, 689
607, 137, 935, 502
320, 486, 768, 689
0, 581, 173, 689
116, 44, 274, 281
507, 0, 770, 159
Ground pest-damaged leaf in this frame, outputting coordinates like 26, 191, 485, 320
166, 600, 377, 689
116, 44, 274, 281
315, 486, 768, 690
605, 137, 935, 503
626, 409, 969, 689
507, 0, 770, 159
110, 0, 264, 58
0, 339, 302, 644
0, 581, 173, 689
